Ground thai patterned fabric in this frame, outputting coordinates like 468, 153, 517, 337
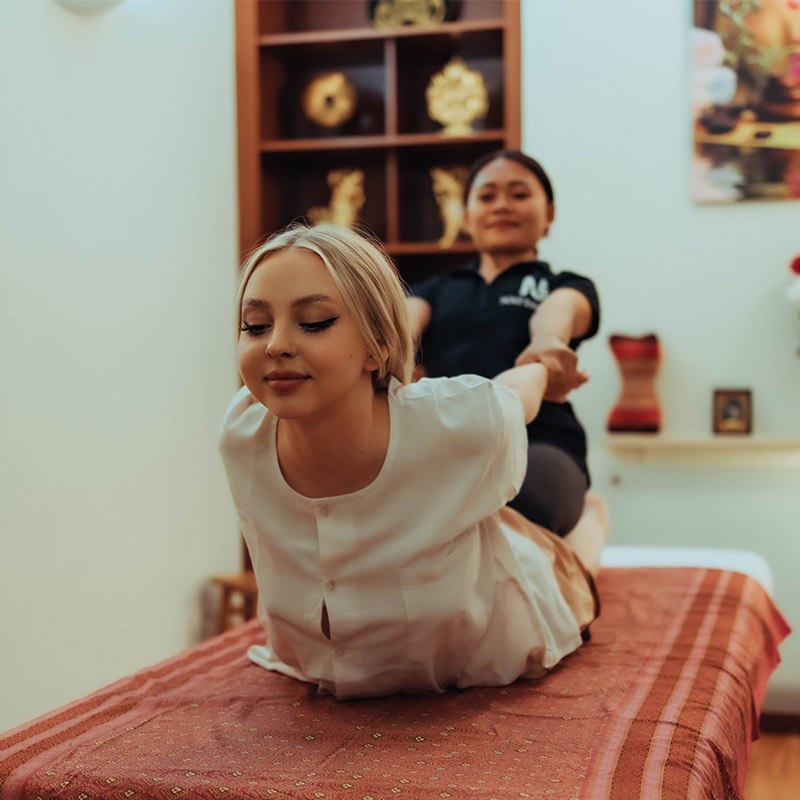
607, 334, 662, 433
0, 568, 789, 800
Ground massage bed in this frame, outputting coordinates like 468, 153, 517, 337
1, 550, 789, 800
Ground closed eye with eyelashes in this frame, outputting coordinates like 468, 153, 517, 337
240, 317, 339, 337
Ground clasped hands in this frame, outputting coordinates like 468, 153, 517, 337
515, 336, 589, 403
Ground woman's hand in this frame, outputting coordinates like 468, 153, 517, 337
515, 335, 589, 403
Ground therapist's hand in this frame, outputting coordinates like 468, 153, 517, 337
515, 335, 588, 403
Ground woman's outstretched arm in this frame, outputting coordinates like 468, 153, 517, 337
515, 288, 592, 402
493, 363, 548, 424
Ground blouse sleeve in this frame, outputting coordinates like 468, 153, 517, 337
217, 385, 268, 514
393, 375, 528, 529
407, 273, 442, 306
551, 270, 600, 345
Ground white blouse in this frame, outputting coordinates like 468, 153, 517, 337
218, 375, 583, 699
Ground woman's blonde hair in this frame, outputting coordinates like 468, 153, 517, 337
236, 223, 414, 390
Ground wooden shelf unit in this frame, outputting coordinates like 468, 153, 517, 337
234, 0, 521, 278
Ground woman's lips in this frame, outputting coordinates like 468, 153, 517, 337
265, 373, 309, 391
487, 220, 519, 230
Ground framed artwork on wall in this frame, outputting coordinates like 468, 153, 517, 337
713, 389, 752, 434
691, 0, 800, 203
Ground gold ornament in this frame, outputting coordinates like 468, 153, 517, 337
425, 56, 488, 137
430, 165, 468, 248
307, 168, 366, 229
372, 0, 446, 28
301, 72, 358, 128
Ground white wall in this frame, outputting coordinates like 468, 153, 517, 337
521, 0, 800, 711
0, 0, 240, 732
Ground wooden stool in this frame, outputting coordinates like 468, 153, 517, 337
211, 570, 259, 634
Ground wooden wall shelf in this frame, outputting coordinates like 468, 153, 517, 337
260, 131, 507, 153
387, 241, 477, 255
259, 18, 508, 48
605, 434, 800, 464
235, 0, 521, 278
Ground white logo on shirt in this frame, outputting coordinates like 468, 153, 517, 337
518, 275, 549, 301
499, 295, 539, 310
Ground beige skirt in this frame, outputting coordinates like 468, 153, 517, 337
497, 506, 600, 634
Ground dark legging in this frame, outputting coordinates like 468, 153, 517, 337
507, 442, 588, 537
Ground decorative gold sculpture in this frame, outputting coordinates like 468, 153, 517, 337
430, 165, 468, 248
425, 56, 489, 137
301, 72, 358, 128
371, 0, 446, 28
307, 168, 366, 229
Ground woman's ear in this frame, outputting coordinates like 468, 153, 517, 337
544, 203, 555, 236
365, 342, 390, 373
462, 207, 474, 239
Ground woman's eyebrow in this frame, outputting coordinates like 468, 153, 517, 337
242, 294, 333, 309
478, 180, 531, 190
293, 293, 333, 308
243, 297, 269, 309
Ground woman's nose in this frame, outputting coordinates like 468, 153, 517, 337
265, 324, 295, 358
490, 193, 510, 210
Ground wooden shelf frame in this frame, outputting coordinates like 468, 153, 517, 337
234, 0, 521, 270
258, 18, 509, 48
260, 130, 508, 153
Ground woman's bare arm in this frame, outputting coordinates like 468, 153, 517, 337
406, 296, 432, 344
494, 363, 548, 424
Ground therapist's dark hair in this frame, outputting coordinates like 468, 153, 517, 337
463, 149, 555, 205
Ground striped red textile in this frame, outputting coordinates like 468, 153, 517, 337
0, 568, 789, 800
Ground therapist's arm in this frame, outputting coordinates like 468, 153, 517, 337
515, 288, 592, 402
406, 296, 431, 344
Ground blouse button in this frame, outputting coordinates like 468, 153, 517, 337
317, 505, 330, 518
334, 649, 344, 658
326, 580, 336, 590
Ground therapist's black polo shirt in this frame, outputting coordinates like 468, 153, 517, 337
410, 259, 600, 479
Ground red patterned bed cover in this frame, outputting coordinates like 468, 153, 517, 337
0, 567, 789, 800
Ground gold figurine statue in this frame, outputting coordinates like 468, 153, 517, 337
301, 72, 358, 128
430, 165, 469, 248
307, 168, 366, 229
372, 0, 447, 28
425, 56, 488, 137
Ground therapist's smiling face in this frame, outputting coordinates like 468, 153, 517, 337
463, 157, 554, 258
237, 247, 380, 420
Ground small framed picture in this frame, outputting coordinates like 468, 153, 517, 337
713, 389, 752, 434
